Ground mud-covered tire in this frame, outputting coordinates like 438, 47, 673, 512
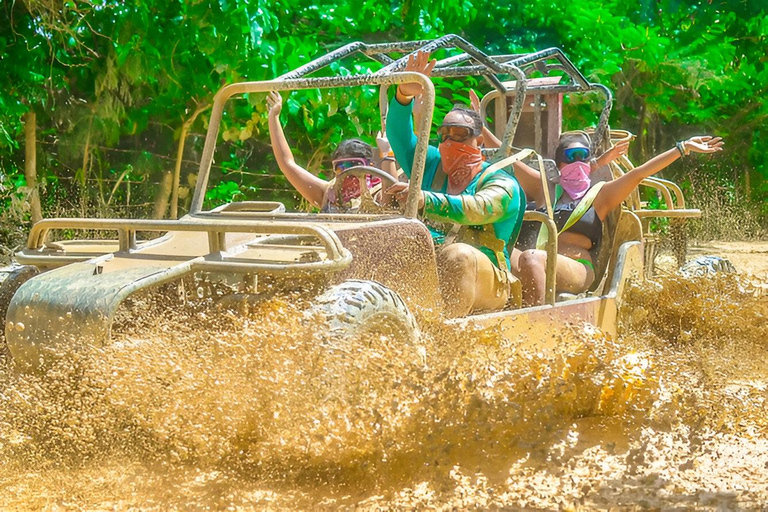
679, 256, 737, 277
0, 265, 39, 321
310, 279, 420, 344
0, 265, 39, 347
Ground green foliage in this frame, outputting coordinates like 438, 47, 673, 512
0, 0, 764, 235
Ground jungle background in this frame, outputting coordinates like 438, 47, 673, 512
1, 0, 766, 261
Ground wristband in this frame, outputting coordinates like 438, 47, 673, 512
382, 156, 396, 162
675, 141, 689, 157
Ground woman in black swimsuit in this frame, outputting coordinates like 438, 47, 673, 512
510, 131, 723, 306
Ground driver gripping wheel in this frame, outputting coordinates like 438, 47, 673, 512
329, 165, 401, 214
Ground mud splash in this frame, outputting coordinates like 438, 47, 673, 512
0, 272, 766, 509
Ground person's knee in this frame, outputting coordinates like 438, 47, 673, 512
438, 244, 477, 275
518, 249, 545, 273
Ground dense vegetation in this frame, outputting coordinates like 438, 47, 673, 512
1, 0, 765, 257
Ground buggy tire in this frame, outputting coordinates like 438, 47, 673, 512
679, 256, 737, 277
0, 264, 39, 345
310, 280, 420, 344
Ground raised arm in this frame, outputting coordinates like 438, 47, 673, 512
469, 89, 503, 148
386, 96, 419, 179
388, 51, 438, 179
375, 130, 398, 180
593, 136, 723, 220
267, 91, 329, 208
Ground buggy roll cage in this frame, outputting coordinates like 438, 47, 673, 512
190, 34, 615, 218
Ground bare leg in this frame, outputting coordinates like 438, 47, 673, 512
517, 249, 595, 306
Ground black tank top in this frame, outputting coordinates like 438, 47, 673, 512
516, 201, 603, 257
549, 202, 603, 248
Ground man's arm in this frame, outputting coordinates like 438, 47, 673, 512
386, 97, 419, 179
422, 173, 519, 225
267, 92, 329, 208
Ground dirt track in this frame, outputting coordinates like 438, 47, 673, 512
0, 239, 766, 510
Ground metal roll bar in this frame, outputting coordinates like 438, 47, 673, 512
188, 72, 435, 220
522, 211, 559, 305
26, 218, 352, 272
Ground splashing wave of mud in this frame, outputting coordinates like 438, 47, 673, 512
0, 272, 766, 509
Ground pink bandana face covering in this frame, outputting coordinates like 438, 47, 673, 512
558, 161, 592, 200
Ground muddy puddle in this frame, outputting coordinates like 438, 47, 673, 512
0, 269, 767, 509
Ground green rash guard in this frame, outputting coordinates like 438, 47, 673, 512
387, 96, 526, 269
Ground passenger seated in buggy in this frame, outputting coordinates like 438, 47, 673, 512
509, 130, 723, 306
385, 52, 526, 317
267, 91, 397, 212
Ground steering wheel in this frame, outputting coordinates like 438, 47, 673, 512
332, 165, 400, 214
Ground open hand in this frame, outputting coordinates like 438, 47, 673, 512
685, 136, 724, 154
602, 139, 631, 164
398, 51, 436, 98
469, 89, 481, 113
376, 130, 391, 157
267, 91, 282, 117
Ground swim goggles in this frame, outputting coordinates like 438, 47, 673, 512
332, 158, 370, 173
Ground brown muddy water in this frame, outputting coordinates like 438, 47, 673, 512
0, 268, 767, 509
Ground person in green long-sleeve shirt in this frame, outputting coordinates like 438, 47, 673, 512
385, 51, 526, 317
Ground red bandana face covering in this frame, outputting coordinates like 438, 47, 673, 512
340, 175, 381, 203
438, 139, 483, 194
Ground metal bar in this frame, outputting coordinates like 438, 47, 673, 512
367, 53, 394, 65
379, 85, 390, 131
640, 178, 675, 210
434, 53, 474, 68
278, 41, 366, 80
190, 97, 225, 213
591, 83, 614, 154
375, 35, 468, 73
404, 77, 435, 218
375, 34, 510, 78
523, 211, 558, 305
188, 72, 434, 216
484, 74, 507, 94
192, 254, 353, 274
26, 218, 350, 263
632, 209, 701, 219
504, 48, 590, 88
362, 41, 432, 54
497, 63, 528, 158
649, 177, 686, 208
534, 93, 542, 154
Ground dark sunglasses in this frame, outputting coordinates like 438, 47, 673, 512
332, 158, 370, 173
437, 124, 474, 143
563, 147, 591, 163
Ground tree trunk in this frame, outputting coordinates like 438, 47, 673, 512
80, 117, 93, 217
24, 112, 42, 224
637, 101, 648, 162
744, 165, 751, 200
153, 171, 173, 219
170, 104, 209, 219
